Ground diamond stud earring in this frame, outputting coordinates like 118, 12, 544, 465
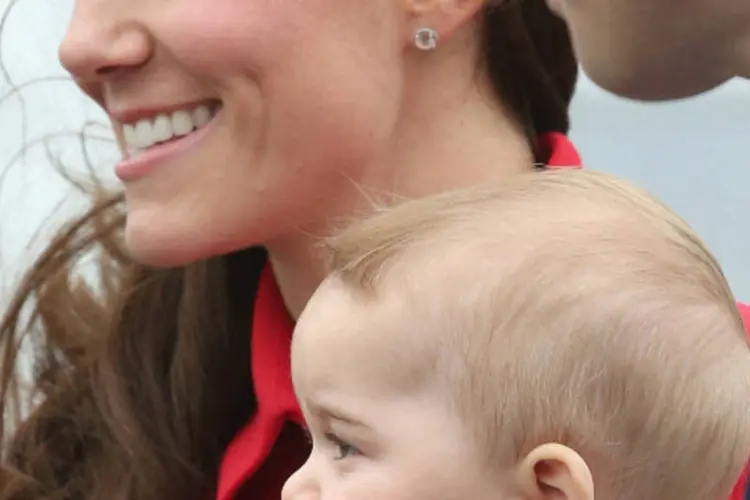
414, 28, 438, 51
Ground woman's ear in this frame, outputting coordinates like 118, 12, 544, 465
403, 0, 485, 42
515, 443, 594, 500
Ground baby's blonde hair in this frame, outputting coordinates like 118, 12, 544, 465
324, 170, 750, 500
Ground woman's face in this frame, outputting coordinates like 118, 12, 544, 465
549, 0, 750, 100
59, 0, 409, 265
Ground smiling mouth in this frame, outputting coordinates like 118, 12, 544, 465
121, 101, 222, 158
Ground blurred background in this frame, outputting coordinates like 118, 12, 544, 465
1, 0, 749, 304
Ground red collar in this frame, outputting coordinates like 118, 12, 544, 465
216, 266, 303, 500
249, 266, 301, 421
216, 132, 583, 500
542, 132, 583, 168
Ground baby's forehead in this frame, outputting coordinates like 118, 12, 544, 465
292, 278, 437, 395
297, 271, 446, 337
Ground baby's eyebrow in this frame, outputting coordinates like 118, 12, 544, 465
308, 401, 368, 428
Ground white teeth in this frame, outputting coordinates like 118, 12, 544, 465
171, 110, 193, 137
122, 104, 218, 155
193, 106, 211, 128
134, 121, 153, 149
151, 114, 172, 143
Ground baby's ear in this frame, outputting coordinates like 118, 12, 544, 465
514, 443, 594, 500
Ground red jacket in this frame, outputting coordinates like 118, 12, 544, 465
215, 134, 750, 500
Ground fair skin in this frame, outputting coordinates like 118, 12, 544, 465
284, 277, 595, 500
548, 0, 750, 100
58, 0, 531, 318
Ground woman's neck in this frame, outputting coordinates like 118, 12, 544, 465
267, 53, 533, 319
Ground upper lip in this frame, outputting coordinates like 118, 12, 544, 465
108, 98, 220, 125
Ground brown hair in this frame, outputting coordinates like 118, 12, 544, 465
325, 169, 750, 500
0, 2, 577, 499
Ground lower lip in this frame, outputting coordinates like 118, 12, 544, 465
115, 114, 218, 182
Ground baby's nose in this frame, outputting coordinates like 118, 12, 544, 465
282, 461, 319, 500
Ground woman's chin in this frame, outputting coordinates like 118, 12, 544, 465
123, 217, 209, 268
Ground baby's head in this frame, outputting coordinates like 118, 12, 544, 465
283, 170, 750, 500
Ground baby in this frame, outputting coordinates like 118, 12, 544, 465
282, 170, 750, 500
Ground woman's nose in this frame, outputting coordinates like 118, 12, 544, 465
282, 461, 320, 500
58, 0, 152, 82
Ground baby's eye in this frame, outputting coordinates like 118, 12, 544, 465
324, 432, 361, 460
